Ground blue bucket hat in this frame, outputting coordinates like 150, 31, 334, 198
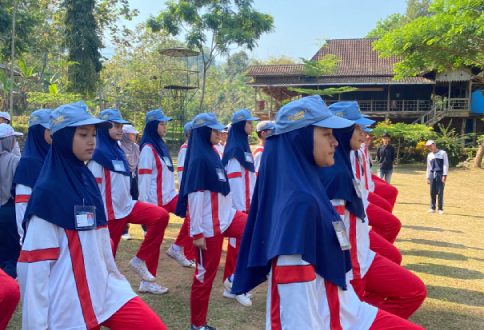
274, 95, 354, 135
50, 101, 110, 134
183, 121, 193, 136
255, 120, 275, 133
362, 126, 373, 133
231, 109, 259, 124
328, 101, 375, 126
191, 113, 225, 131
29, 109, 52, 128
145, 108, 172, 124
98, 108, 130, 124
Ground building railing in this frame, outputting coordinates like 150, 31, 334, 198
325, 99, 432, 112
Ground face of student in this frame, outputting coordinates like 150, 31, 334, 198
220, 131, 227, 144
127, 133, 137, 142
244, 121, 254, 135
382, 136, 390, 145
210, 129, 221, 145
350, 125, 364, 150
109, 122, 123, 141
0, 117, 8, 124
427, 143, 437, 152
72, 125, 97, 161
157, 122, 167, 138
44, 128, 52, 145
313, 127, 338, 167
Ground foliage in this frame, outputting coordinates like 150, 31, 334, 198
148, 0, 273, 111
251, 56, 298, 65
372, 119, 436, 163
27, 84, 86, 109
287, 86, 358, 97
373, 0, 484, 81
64, 0, 102, 95
301, 54, 340, 77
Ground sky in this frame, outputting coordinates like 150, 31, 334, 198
113, 0, 407, 61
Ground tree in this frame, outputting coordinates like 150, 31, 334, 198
148, 0, 273, 111
474, 134, 484, 168
373, 0, 484, 81
64, 0, 102, 95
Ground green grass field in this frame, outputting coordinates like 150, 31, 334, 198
8, 165, 484, 329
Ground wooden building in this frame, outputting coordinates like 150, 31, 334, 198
248, 38, 483, 135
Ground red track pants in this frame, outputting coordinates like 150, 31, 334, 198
368, 192, 393, 213
191, 211, 247, 327
164, 196, 196, 260
109, 201, 169, 276
369, 229, 402, 265
367, 203, 402, 243
93, 297, 166, 330
364, 254, 426, 319
0, 268, 19, 330
370, 309, 424, 330
372, 175, 399, 208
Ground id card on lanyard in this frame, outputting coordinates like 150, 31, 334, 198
332, 221, 351, 250
74, 205, 97, 230
112, 160, 126, 172
244, 152, 254, 163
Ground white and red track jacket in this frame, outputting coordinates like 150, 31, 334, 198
225, 158, 256, 213
177, 143, 188, 185
15, 184, 31, 242
17, 216, 136, 330
332, 199, 375, 282
188, 191, 237, 239
266, 254, 377, 330
360, 143, 375, 193
253, 145, 264, 175
138, 144, 177, 207
88, 161, 136, 221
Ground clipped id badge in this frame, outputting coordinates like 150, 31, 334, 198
74, 205, 97, 230
216, 168, 227, 182
332, 221, 351, 250
352, 178, 362, 198
244, 152, 254, 163
112, 160, 126, 172
163, 157, 173, 167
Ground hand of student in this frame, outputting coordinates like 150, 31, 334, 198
441, 176, 446, 183
193, 237, 207, 250
427, 179, 430, 184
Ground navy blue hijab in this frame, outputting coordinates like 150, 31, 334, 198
13, 125, 50, 188
222, 121, 255, 172
139, 120, 174, 171
319, 126, 366, 220
24, 127, 107, 230
92, 125, 130, 175
232, 126, 351, 294
175, 126, 230, 217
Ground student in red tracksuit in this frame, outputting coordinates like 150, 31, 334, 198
137, 109, 194, 268
221, 109, 259, 306
88, 109, 170, 295
0, 268, 19, 329
233, 95, 423, 330
18, 102, 166, 329
253, 120, 274, 175
321, 102, 426, 319
175, 113, 248, 330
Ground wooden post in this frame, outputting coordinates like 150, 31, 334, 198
448, 81, 452, 109
386, 85, 391, 112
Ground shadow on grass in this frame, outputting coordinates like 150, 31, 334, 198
402, 225, 464, 234
414, 306, 484, 330
405, 263, 484, 279
401, 249, 468, 261
426, 285, 484, 307
443, 213, 484, 220
397, 238, 484, 251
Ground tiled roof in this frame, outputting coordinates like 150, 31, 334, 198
248, 38, 405, 78
249, 75, 435, 86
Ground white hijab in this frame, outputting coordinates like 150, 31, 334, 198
0, 136, 20, 206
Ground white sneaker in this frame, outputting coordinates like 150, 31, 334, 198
438, 210, 444, 215
139, 281, 168, 295
223, 277, 233, 292
167, 245, 195, 268
121, 233, 131, 240
129, 257, 156, 282
235, 293, 252, 307
427, 209, 435, 213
